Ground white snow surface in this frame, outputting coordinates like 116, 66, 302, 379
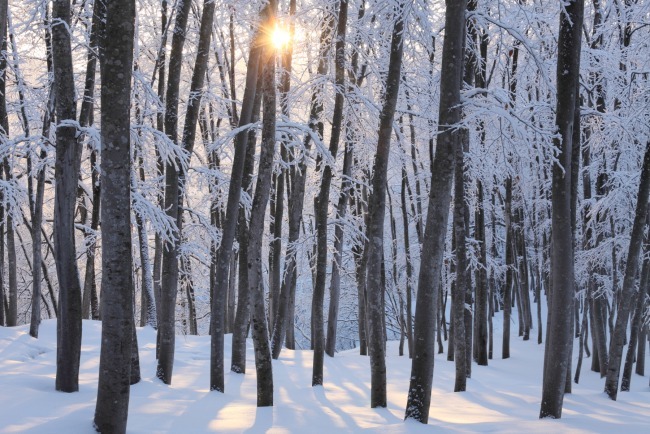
1, 319, 649, 433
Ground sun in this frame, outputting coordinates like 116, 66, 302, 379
271, 25, 291, 50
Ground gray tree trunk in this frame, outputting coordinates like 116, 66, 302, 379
156, 0, 193, 385
230, 67, 263, 374
405, 0, 467, 423
604, 142, 650, 400
210, 3, 268, 390
93, 0, 136, 430
270, 3, 338, 359
246, 34, 278, 405
312, 0, 348, 386
52, 0, 83, 393
364, 1, 408, 408
539, 0, 583, 419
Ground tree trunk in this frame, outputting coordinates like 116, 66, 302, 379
270, 3, 338, 359
405, 0, 466, 423
604, 142, 650, 400
52, 0, 83, 393
312, 0, 348, 385
620, 236, 649, 391
364, 1, 407, 408
156, 0, 192, 385
246, 34, 278, 406
539, 0, 583, 418
231, 70, 263, 374
210, 3, 268, 390
452, 128, 468, 391
93, 0, 136, 429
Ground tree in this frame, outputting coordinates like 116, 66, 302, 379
210, 1, 270, 391
312, 0, 348, 385
539, 0, 584, 419
52, 0, 83, 393
364, 0, 408, 408
604, 142, 650, 399
405, 0, 467, 423
93, 0, 136, 430
156, 0, 193, 385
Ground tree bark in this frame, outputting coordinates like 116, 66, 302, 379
405, 0, 466, 423
270, 3, 338, 359
539, 0, 583, 418
364, 1, 408, 408
604, 142, 650, 400
246, 32, 278, 405
312, 0, 348, 385
93, 0, 136, 430
52, 0, 83, 393
210, 3, 268, 391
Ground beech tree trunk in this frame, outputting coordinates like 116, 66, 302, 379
604, 142, 650, 400
93, 0, 136, 430
312, 0, 348, 386
52, 0, 83, 393
156, 0, 192, 385
405, 0, 467, 423
539, 0, 583, 418
246, 29, 278, 405
270, 3, 338, 359
364, 1, 407, 408
210, 3, 268, 390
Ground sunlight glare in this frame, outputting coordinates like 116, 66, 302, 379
271, 25, 291, 50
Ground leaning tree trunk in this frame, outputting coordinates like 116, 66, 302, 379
621, 217, 650, 391
539, 0, 583, 419
52, 0, 83, 393
405, 0, 467, 423
93, 0, 136, 431
364, 1, 408, 408
604, 142, 650, 400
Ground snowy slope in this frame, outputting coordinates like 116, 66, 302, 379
0, 319, 648, 433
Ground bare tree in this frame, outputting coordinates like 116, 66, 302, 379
93, 0, 136, 430
52, 0, 83, 393
364, 0, 408, 408
539, 0, 584, 419
405, 0, 467, 423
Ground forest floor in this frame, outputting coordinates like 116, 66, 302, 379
1, 317, 649, 433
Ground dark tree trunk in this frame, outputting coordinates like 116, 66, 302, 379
93, 0, 136, 430
621, 235, 649, 391
604, 143, 650, 400
52, 0, 83, 393
210, 3, 268, 390
231, 69, 263, 374
156, 0, 192, 385
270, 3, 338, 359
364, 1, 407, 408
539, 0, 583, 419
475, 180, 488, 365
405, 0, 467, 423
268, 0, 296, 335
153, 0, 168, 348
400, 169, 415, 358
503, 177, 513, 359
452, 129, 468, 391
312, 0, 348, 385
246, 32, 278, 405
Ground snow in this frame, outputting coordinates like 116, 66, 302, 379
1, 319, 648, 433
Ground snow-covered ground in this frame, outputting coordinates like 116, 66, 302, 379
1, 319, 648, 433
